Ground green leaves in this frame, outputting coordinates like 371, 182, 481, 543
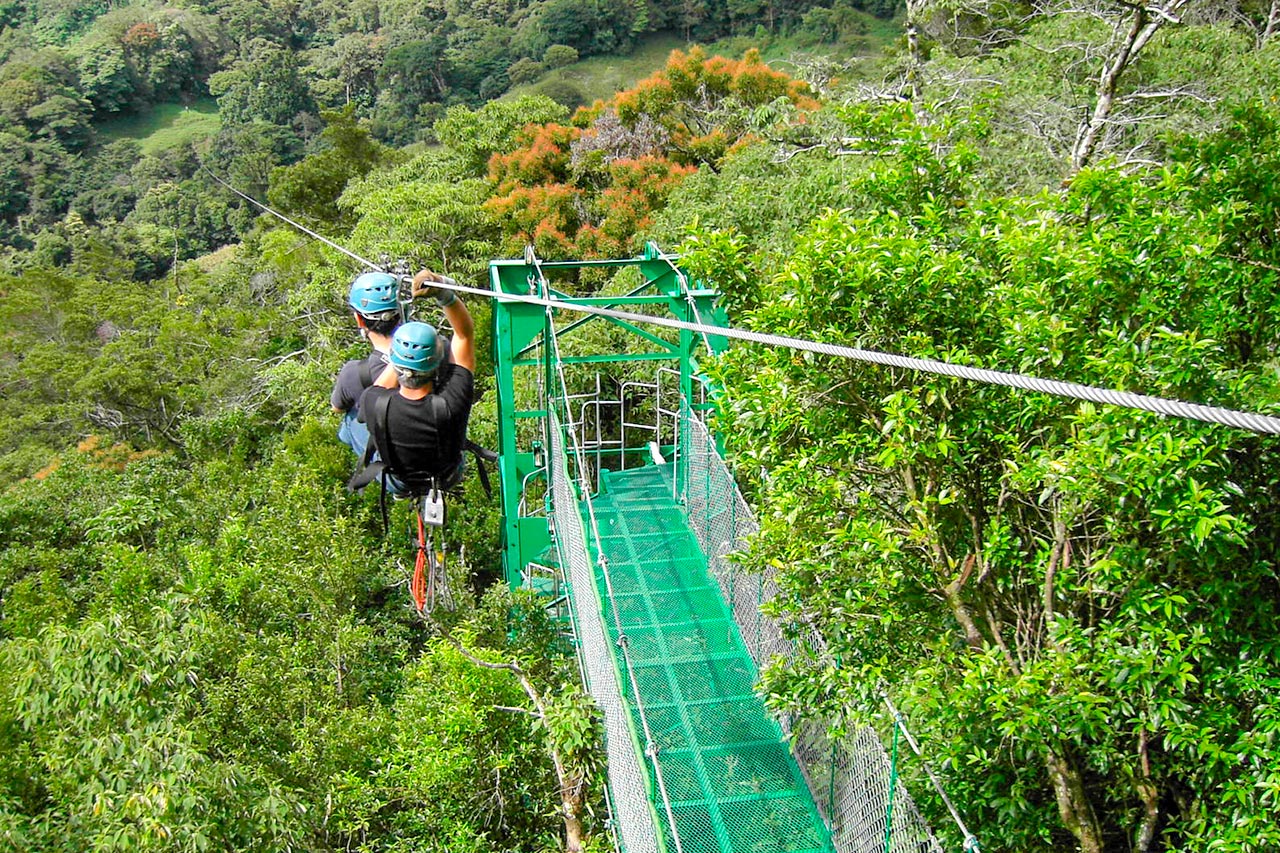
695, 101, 1280, 851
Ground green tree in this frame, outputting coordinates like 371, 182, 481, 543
306, 32, 386, 111
433, 94, 569, 174
267, 108, 391, 230
688, 102, 1280, 853
210, 39, 315, 127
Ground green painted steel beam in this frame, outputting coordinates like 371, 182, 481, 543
551, 294, 672, 306
556, 351, 681, 366
491, 246, 725, 591
522, 278, 664, 356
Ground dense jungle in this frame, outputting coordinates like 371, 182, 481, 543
1, 0, 1279, 850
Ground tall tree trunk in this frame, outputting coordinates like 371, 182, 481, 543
562, 776, 586, 853
1071, 0, 1189, 173
1134, 730, 1161, 853
1265, 0, 1280, 44
1046, 747, 1106, 853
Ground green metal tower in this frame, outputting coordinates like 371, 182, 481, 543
489, 243, 726, 589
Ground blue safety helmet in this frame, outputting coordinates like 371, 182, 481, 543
348, 272, 399, 318
389, 322, 445, 375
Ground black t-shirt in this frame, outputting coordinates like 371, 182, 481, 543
358, 364, 475, 486
331, 350, 388, 414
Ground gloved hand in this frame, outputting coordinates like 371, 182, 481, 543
412, 271, 458, 306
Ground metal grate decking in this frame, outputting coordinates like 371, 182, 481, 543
588, 464, 832, 853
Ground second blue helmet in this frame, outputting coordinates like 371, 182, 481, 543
348, 272, 399, 317
389, 322, 445, 374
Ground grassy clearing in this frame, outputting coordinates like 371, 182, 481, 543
504, 32, 690, 107
97, 98, 221, 155
190, 243, 238, 272
704, 13, 903, 67
553, 32, 689, 99
508, 25, 899, 109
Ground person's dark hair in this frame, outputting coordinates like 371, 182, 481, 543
398, 368, 437, 390
363, 313, 399, 336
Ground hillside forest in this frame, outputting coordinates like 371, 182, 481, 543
2, 0, 1280, 850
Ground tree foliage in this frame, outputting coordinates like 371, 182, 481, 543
686, 101, 1280, 853
485, 48, 814, 259
5, 3, 1280, 851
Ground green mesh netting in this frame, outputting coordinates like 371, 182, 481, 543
550, 400, 945, 853
590, 464, 832, 853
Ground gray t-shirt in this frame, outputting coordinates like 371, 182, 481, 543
330, 350, 388, 414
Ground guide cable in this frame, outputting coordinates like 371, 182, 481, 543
208, 169, 1280, 435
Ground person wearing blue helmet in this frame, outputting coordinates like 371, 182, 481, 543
331, 270, 455, 458
356, 269, 475, 494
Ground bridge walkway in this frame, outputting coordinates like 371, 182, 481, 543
583, 462, 831, 853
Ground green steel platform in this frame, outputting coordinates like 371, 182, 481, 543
587, 464, 832, 853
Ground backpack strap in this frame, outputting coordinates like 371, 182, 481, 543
464, 439, 497, 497
369, 391, 408, 483
346, 390, 394, 492
367, 392, 401, 536
425, 395, 495, 497
425, 391, 497, 497
358, 357, 376, 389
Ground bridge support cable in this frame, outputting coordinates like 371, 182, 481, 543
544, 297, 685, 853
882, 694, 981, 853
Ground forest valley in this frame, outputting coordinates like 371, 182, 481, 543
2, 0, 1280, 850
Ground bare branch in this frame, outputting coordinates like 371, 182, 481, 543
1119, 88, 1214, 104
1071, 0, 1195, 172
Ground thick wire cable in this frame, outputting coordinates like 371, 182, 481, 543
545, 293, 688, 853
203, 171, 1280, 434
202, 166, 387, 271
441, 278, 1280, 435
202, 171, 1280, 435
882, 693, 979, 853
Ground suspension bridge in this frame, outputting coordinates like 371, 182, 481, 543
217, 172, 1280, 852
494, 246, 953, 853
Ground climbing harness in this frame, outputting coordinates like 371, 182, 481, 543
345, 386, 496, 613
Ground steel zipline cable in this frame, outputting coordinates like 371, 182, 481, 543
202, 166, 379, 270
208, 168, 1280, 436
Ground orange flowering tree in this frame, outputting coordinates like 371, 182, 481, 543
485, 47, 816, 260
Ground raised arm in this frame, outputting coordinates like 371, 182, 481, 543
412, 270, 475, 372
